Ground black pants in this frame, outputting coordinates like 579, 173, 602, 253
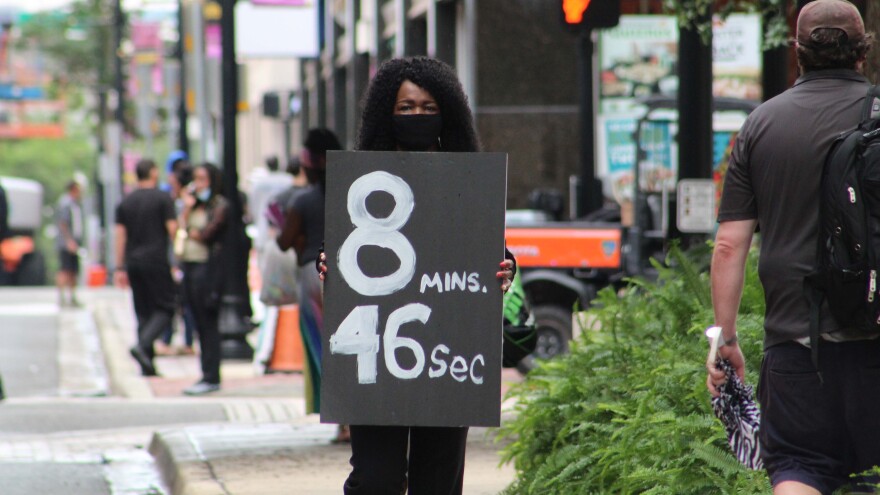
58, 249, 80, 274
344, 425, 468, 495
759, 339, 880, 494
183, 262, 221, 384
128, 262, 175, 357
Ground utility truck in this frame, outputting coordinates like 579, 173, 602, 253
0, 177, 46, 285
508, 96, 759, 372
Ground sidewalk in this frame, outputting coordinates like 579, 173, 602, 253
88, 288, 519, 495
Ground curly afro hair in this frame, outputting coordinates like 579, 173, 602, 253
356, 57, 480, 152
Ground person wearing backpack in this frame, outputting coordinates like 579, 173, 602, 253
706, 1, 879, 494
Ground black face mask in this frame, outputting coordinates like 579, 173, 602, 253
392, 114, 443, 151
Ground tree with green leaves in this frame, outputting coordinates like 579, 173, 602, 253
15, 0, 115, 97
664, 0, 788, 47
667, 0, 878, 84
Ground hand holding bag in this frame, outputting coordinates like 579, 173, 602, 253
259, 240, 299, 306
173, 228, 187, 259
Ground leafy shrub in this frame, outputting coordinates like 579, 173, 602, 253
497, 244, 771, 494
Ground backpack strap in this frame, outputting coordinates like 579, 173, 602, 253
860, 85, 880, 123
801, 89, 877, 381
804, 282, 824, 384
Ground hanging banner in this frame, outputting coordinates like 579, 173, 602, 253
235, 2, 318, 58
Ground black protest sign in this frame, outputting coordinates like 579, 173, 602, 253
320, 151, 508, 427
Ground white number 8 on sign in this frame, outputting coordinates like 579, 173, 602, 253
338, 171, 417, 296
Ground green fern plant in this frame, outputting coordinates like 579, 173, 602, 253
497, 243, 770, 494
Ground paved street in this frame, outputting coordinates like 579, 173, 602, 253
0, 289, 161, 494
0, 287, 518, 494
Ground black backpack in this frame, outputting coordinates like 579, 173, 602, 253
805, 85, 880, 373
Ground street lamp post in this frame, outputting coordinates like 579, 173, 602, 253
114, 0, 125, 127
675, 6, 714, 245
218, 0, 253, 360
176, 0, 189, 156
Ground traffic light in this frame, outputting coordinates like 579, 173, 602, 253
561, 0, 620, 31
263, 92, 280, 118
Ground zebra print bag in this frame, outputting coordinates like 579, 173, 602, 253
711, 359, 763, 470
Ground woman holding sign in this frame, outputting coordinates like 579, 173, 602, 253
319, 57, 516, 495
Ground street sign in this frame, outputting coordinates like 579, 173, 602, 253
234, 2, 318, 58
676, 179, 716, 233
321, 151, 508, 427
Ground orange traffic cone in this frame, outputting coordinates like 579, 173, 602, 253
269, 305, 305, 373
87, 265, 107, 287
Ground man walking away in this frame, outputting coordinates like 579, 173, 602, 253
707, 1, 879, 494
55, 180, 83, 307
115, 159, 178, 377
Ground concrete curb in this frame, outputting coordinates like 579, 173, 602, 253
57, 308, 111, 397
149, 422, 340, 495
149, 429, 217, 495
148, 421, 515, 495
92, 298, 154, 400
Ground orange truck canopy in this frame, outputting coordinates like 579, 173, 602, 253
506, 225, 622, 269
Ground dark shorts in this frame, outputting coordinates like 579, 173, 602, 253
58, 249, 79, 274
758, 339, 880, 495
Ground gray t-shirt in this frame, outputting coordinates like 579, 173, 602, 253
273, 184, 305, 214
55, 193, 83, 250
290, 185, 324, 266
718, 69, 869, 348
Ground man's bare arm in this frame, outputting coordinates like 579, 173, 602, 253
707, 219, 756, 396
711, 219, 757, 342
114, 224, 129, 288
166, 219, 178, 239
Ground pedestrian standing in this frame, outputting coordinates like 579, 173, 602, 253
706, 2, 879, 493
115, 159, 178, 377
179, 163, 229, 395
251, 155, 295, 251
55, 180, 84, 308
317, 57, 516, 495
277, 129, 342, 416
160, 152, 197, 356
272, 156, 307, 218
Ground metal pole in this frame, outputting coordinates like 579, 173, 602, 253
220, 0, 241, 245
189, 1, 210, 163
107, 0, 125, 274
577, 31, 603, 218
283, 115, 292, 163
316, 0, 327, 127
219, 0, 253, 360
114, 0, 124, 126
677, 22, 713, 181
676, 8, 714, 241
177, 0, 189, 155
